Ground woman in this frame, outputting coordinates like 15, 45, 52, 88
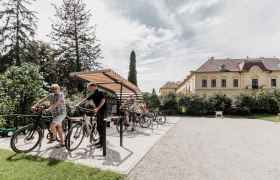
31, 84, 66, 148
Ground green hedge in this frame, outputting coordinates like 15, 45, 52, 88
156, 89, 280, 116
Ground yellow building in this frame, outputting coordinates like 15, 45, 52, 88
159, 81, 180, 95
176, 57, 280, 96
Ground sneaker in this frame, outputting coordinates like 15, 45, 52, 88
96, 144, 103, 148
94, 141, 101, 145
47, 139, 56, 144
55, 144, 65, 148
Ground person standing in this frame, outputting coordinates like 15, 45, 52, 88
31, 84, 67, 148
120, 94, 137, 131
75, 82, 107, 148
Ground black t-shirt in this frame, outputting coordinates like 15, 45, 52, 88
86, 89, 107, 112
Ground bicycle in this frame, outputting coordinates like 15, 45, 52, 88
10, 107, 70, 153
137, 110, 166, 128
65, 107, 98, 151
154, 110, 167, 125
116, 108, 135, 133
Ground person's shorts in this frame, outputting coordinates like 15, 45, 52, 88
52, 114, 66, 126
128, 112, 136, 122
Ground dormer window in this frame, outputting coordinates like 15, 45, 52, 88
218, 64, 227, 71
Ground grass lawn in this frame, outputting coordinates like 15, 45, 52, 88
237, 114, 279, 122
0, 148, 124, 180
177, 113, 279, 122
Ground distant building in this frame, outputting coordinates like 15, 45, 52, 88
164, 57, 280, 96
159, 81, 180, 95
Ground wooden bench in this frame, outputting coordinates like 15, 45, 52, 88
107, 115, 119, 125
215, 111, 223, 118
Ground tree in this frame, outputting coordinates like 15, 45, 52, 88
142, 92, 160, 112
128, 50, 137, 86
0, 0, 38, 67
152, 88, 156, 95
21, 40, 59, 91
49, 0, 102, 93
0, 63, 43, 114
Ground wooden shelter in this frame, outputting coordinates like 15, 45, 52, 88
70, 69, 143, 102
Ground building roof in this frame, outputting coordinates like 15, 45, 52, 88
196, 58, 280, 72
160, 81, 180, 89
70, 69, 143, 101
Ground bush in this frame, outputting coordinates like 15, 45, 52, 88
0, 63, 44, 114
207, 93, 232, 114
232, 92, 255, 115
159, 92, 179, 114
183, 94, 209, 115
252, 90, 279, 114
143, 92, 160, 112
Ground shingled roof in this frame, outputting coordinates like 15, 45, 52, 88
160, 81, 180, 89
195, 58, 280, 72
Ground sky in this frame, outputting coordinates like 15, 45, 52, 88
27, 0, 280, 93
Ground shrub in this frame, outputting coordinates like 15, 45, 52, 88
183, 94, 209, 115
143, 92, 160, 112
159, 92, 179, 115
232, 92, 255, 115
207, 93, 232, 114
252, 90, 279, 114
0, 63, 44, 114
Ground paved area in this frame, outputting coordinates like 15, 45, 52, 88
128, 117, 280, 180
0, 117, 179, 175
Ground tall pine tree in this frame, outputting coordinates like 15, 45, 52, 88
49, 0, 101, 93
0, 0, 38, 67
128, 50, 137, 86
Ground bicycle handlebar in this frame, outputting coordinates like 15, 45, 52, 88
78, 107, 96, 115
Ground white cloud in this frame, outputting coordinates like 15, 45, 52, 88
13, 0, 280, 93
177, 0, 219, 14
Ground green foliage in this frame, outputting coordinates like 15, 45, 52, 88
49, 0, 101, 94
160, 89, 280, 116
159, 92, 179, 114
182, 94, 209, 115
232, 92, 255, 115
252, 90, 279, 114
0, 0, 38, 66
128, 50, 137, 86
142, 92, 160, 112
152, 88, 157, 95
0, 116, 8, 127
177, 93, 189, 114
207, 93, 232, 114
0, 63, 44, 114
21, 41, 59, 91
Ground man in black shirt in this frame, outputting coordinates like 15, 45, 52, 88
75, 82, 107, 148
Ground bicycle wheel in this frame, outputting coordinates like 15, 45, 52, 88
10, 125, 43, 153
116, 117, 126, 133
65, 123, 84, 151
90, 123, 99, 143
155, 114, 166, 125
139, 116, 152, 128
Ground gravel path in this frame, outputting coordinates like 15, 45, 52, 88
127, 117, 280, 180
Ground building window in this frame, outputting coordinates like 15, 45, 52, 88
233, 79, 238, 87
202, 79, 207, 88
252, 79, 258, 89
221, 79, 226, 87
211, 79, 216, 87
271, 79, 277, 87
